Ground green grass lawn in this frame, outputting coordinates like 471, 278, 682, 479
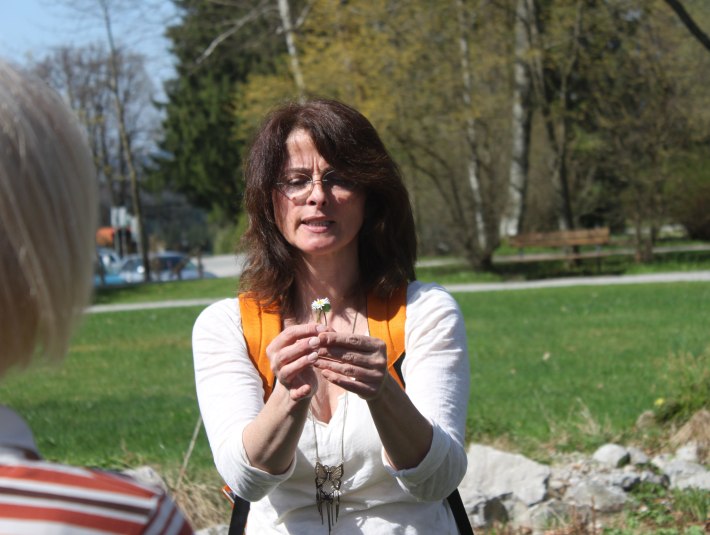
3, 277, 708, 481
461, 283, 710, 457
0, 307, 211, 474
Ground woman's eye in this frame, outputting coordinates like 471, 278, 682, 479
285, 176, 310, 187
331, 176, 356, 189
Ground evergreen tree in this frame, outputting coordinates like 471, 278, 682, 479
152, 0, 284, 223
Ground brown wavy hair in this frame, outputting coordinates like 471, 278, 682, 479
239, 98, 416, 313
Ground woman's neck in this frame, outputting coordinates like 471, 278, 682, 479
294, 254, 362, 319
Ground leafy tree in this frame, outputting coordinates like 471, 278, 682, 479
234, 0, 515, 268
228, 0, 710, 267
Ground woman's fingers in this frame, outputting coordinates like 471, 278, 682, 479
311, 333, 389, 399
314, 333, 387, 366
266, 323, 327, 368
265, 323, 329, 399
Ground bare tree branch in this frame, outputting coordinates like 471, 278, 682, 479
664, 0, 710, 52
195, 1, 272, 65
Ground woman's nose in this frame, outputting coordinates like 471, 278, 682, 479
306, 179, 328, 205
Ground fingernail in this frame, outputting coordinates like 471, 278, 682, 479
307, 352, 318, 362
308, 337, 320, 348
315, 324, 326, 332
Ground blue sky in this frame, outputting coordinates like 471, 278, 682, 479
0, 0, 177, 92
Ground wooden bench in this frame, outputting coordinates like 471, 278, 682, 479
508, 227, 611, 267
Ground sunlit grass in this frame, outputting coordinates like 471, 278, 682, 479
5, 280, 708, 475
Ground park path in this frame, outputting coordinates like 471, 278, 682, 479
87, 270, 710, 314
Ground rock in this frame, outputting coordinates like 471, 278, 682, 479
196, 526, 229, 535
593, 444, 630, 468
121, 465, 168, 492
524, 499, 591, 534
564, 480, 627, 513
664, 460, 710, 489
639, 470, 670, 488
651, 453, 674, 472
655, 458, 707, 486
604, 470, 641, 492
627, 446, 650, 465
461, 444, 550, 506
467, 494, 509, 528
676, 442, 700, 463
673, 472, 710, 491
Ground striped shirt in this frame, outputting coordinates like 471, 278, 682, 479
0, 458, 194, 534
0, 408, 194, 534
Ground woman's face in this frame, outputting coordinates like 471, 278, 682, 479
272, 129, 365, 264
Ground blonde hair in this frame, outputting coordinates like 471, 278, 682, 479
0, 60, 97, 377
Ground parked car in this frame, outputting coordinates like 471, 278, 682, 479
97, 247, 122, 270
93, 261, 127, 287
116, 252, 216, 283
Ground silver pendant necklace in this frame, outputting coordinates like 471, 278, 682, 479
311, 393, 347, 534
310, 307, 358, 533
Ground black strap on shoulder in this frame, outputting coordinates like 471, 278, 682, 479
228, 495, 250, 535
448, 489, 474, 534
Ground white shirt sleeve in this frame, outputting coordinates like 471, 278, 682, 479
192, 299, 293, 500
382, 281, 470, 501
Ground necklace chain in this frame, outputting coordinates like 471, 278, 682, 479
310, 302, 357, 534
308, 298, 360, 534
311, 394, 347, 534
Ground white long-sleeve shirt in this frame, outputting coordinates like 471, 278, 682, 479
192, 281, 470, 534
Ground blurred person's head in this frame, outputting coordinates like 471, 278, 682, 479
0, 60, 97, 377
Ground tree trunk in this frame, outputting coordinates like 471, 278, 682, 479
100, 0, 151, 281
455, 0, 486, 258
503, 0, 534, 237
277, 0, 306, 100
528, 0, 582, 233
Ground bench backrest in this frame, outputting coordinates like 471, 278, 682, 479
509, 227, 610, 249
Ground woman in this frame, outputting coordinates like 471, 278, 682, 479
193, 99, 469, 534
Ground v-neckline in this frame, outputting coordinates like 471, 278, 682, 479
310, 391, 348, 427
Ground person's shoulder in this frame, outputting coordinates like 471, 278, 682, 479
194, 297, 239, 328
0, 458, 193, 533
1, 457, 162, 497
406, 280, 458, 308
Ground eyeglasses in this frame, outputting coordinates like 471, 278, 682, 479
275, 169, 359, 202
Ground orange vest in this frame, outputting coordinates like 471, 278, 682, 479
238, 285, 408, 400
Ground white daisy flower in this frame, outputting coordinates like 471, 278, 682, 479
311, 297, 331, 324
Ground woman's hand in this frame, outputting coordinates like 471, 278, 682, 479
266, 323, 327, 401
311, 332, 390, 400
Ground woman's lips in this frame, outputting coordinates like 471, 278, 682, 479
302, 218, 333, 230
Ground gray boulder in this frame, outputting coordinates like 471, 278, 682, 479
564, 480, 628, 513
592, 444, 630, 468
461, 444, 551, 506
